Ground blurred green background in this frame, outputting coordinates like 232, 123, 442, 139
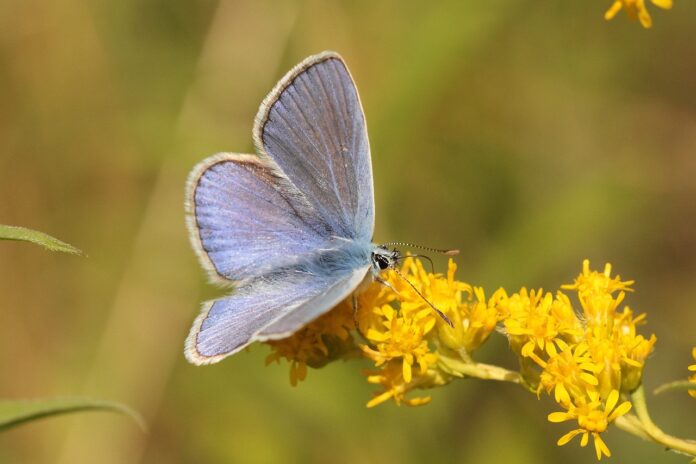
1, 0, 695, 462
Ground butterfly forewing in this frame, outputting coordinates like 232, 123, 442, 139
254, 52, 374, 242
187, 153, 332, 283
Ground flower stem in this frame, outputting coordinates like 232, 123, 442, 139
438, 357, 696, 456
616, 385, 696, 457
437, 356, 529, 389
614, 414, 651, 441
653, 380, 696, 395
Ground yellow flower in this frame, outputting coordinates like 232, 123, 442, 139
390, 258, 502, 354
265, 255, 658, 441
390, 257, 468, 323
563, 260, 633, 332
458, 286, 503, 352
580, 305, 656, 395
549, 390, 632, 460
361, 304, 437, 383
355, 271, 398, 335
689, 347, 696, 399
579, 290, 625, 332
604, 0, 673, 28
614, 308, 656, 391
365, 361, 432, 408
562, 259, 633, 300
538, 341, 601, 406
585, 332, 623, 398
265, 300, 355, 386
502, 288, 583, 362
560, 261, 656, 395
436, 284, 504, 355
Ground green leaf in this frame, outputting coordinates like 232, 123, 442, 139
0, 225, 83, 255
0, 397, 145, 431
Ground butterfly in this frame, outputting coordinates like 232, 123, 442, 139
185, 51, 452, 365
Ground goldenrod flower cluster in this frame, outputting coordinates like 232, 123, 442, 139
266, 258, 501, 406
264, 259, 663, 460
501, 260, 655, 460
604, 0, 673, 28
265, 299, 355, 386
357, 258, 501, 407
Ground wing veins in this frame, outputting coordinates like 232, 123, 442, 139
206, 160, 328, 237
325, 60, 358, 225
283, 84, 339, 190
309, 64, 354, 227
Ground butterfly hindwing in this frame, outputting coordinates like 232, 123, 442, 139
185, 263, 370, 365
256, 265, 368, 339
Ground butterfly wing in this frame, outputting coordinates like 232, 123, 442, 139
253, 51, 374, 242
186, 153, 333, 283
185, 264, 369, 365
186, 52, 377, 364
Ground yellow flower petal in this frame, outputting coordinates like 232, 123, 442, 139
651, 0, 672, 9
605, 1, 623, 20
593, 433, 611, 460
548, 412, 572, 423
423, 317, 436, 333
366, 390, 394, 408
580, 372, 600, 386
608, 401, 632, 422
405, 396, 432, 407
557, 429, 582, 446
522, 340, 536, 357
366, 328, 389, 341
605, 390, 619, 413
555, 384, 571, 406
403, 358, 413, 383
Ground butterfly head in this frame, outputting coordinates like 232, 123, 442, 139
368, 244, 455, 328
370, 245, 401, 273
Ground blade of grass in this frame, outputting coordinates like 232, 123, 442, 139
0, 397, 144, 431
0, 225, 83, 255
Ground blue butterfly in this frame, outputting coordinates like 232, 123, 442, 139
185, 51, 452, 365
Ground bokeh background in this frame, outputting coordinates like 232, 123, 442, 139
1, 0, 695, 462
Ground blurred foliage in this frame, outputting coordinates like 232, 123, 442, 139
0, 225, 140, 433
0, 0, 695, 463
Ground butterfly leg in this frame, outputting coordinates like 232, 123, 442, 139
352, 294, 373, 346
375, 275, 403, 299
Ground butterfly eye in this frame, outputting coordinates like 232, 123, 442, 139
373, 253, 391, 270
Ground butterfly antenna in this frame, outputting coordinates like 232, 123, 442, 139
392, 268, 454, 328
383, 242, 459, 256
395, 253, 435, 273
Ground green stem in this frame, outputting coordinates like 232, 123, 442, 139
626, 385, 696, 457
436, 357, 696, 456
437, 356, 526, 387
654, 380, 696, 395
443, 357, 696, 457
613, 414, 651, 441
